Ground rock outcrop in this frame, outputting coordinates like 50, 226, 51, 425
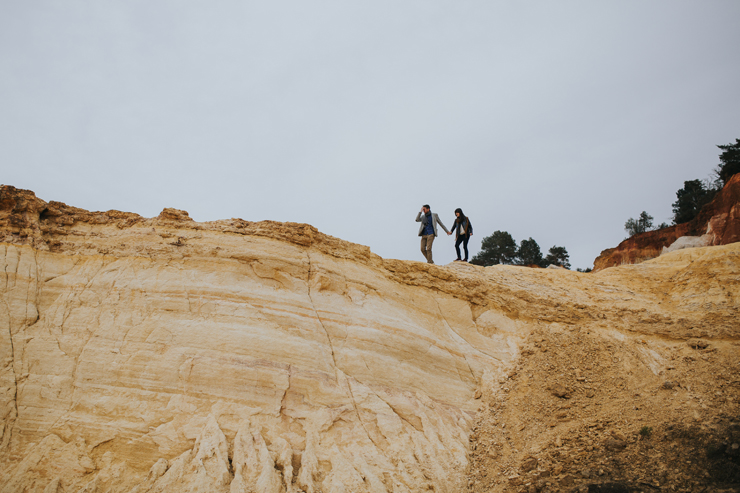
593, 173, 740, 271
1, 185, 738, 492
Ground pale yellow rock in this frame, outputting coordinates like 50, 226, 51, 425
0, 206, 738, 492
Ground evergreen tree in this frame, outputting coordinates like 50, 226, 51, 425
470, 230, 517, 266
544, 246, 570, 269
624, 211, 653, 237
672, 179, 716, 224
716, 138, 740, 185
517, 238, 544, 267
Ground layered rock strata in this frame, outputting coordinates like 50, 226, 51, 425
0, 186, 738, 492
593, 173, 740, 271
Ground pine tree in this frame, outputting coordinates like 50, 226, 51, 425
672, 180, 716, 224
716, 138, 740, 185
544, 246, 570, 269
470, 231, 517, 266
517, 238, 544, 267
624, 211, 654, 237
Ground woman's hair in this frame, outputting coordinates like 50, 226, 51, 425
454, 208, 466, 223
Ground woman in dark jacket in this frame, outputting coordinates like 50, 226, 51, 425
451, 208, 473, 262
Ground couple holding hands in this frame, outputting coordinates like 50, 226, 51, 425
415, 205, 473, 265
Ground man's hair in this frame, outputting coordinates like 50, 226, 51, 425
423, 204, 430, 210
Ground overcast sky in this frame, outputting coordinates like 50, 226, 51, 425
2, 1, 739, 269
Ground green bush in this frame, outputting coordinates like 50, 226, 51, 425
638, 425, 653, 438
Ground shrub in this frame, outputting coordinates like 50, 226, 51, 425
639, 426, 653, 438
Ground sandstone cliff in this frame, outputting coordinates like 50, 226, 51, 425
0, 186, 738, 492
593, 173, 740, 271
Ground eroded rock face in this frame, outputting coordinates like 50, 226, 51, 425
593, 173, 740, 271
0, 185, 738, 492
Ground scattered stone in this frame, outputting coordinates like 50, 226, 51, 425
604, 439, 627, 451
560, 474, 575, 487
586, 483, 632, 492
157, 207, 193, 222
687, 339, 709, 350
611, 431, 626, 441
521, 457, 538, 472
728, 442, 740, 457
549, 383, 571, 398
661, 380, 676, 390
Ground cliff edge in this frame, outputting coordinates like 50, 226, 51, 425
1, 186, 738, 492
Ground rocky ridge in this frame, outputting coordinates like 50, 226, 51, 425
0, 185, 738, 492
593, 173, 740, 271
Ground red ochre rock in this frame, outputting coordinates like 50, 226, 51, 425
594, 173, 740, 271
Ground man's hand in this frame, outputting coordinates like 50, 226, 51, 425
447, 232, 452, 236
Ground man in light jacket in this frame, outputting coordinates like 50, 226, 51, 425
415, 204, 451, 264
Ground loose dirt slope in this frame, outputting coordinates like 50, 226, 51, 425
468, 246, 740, 493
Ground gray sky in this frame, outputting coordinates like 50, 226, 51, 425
2, 1, 739, 269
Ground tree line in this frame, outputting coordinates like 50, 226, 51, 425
469, 231, 571, 270
468, 138, 738, 271
625, 138, 739, 236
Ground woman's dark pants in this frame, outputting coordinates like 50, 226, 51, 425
455, 235, 469, 260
